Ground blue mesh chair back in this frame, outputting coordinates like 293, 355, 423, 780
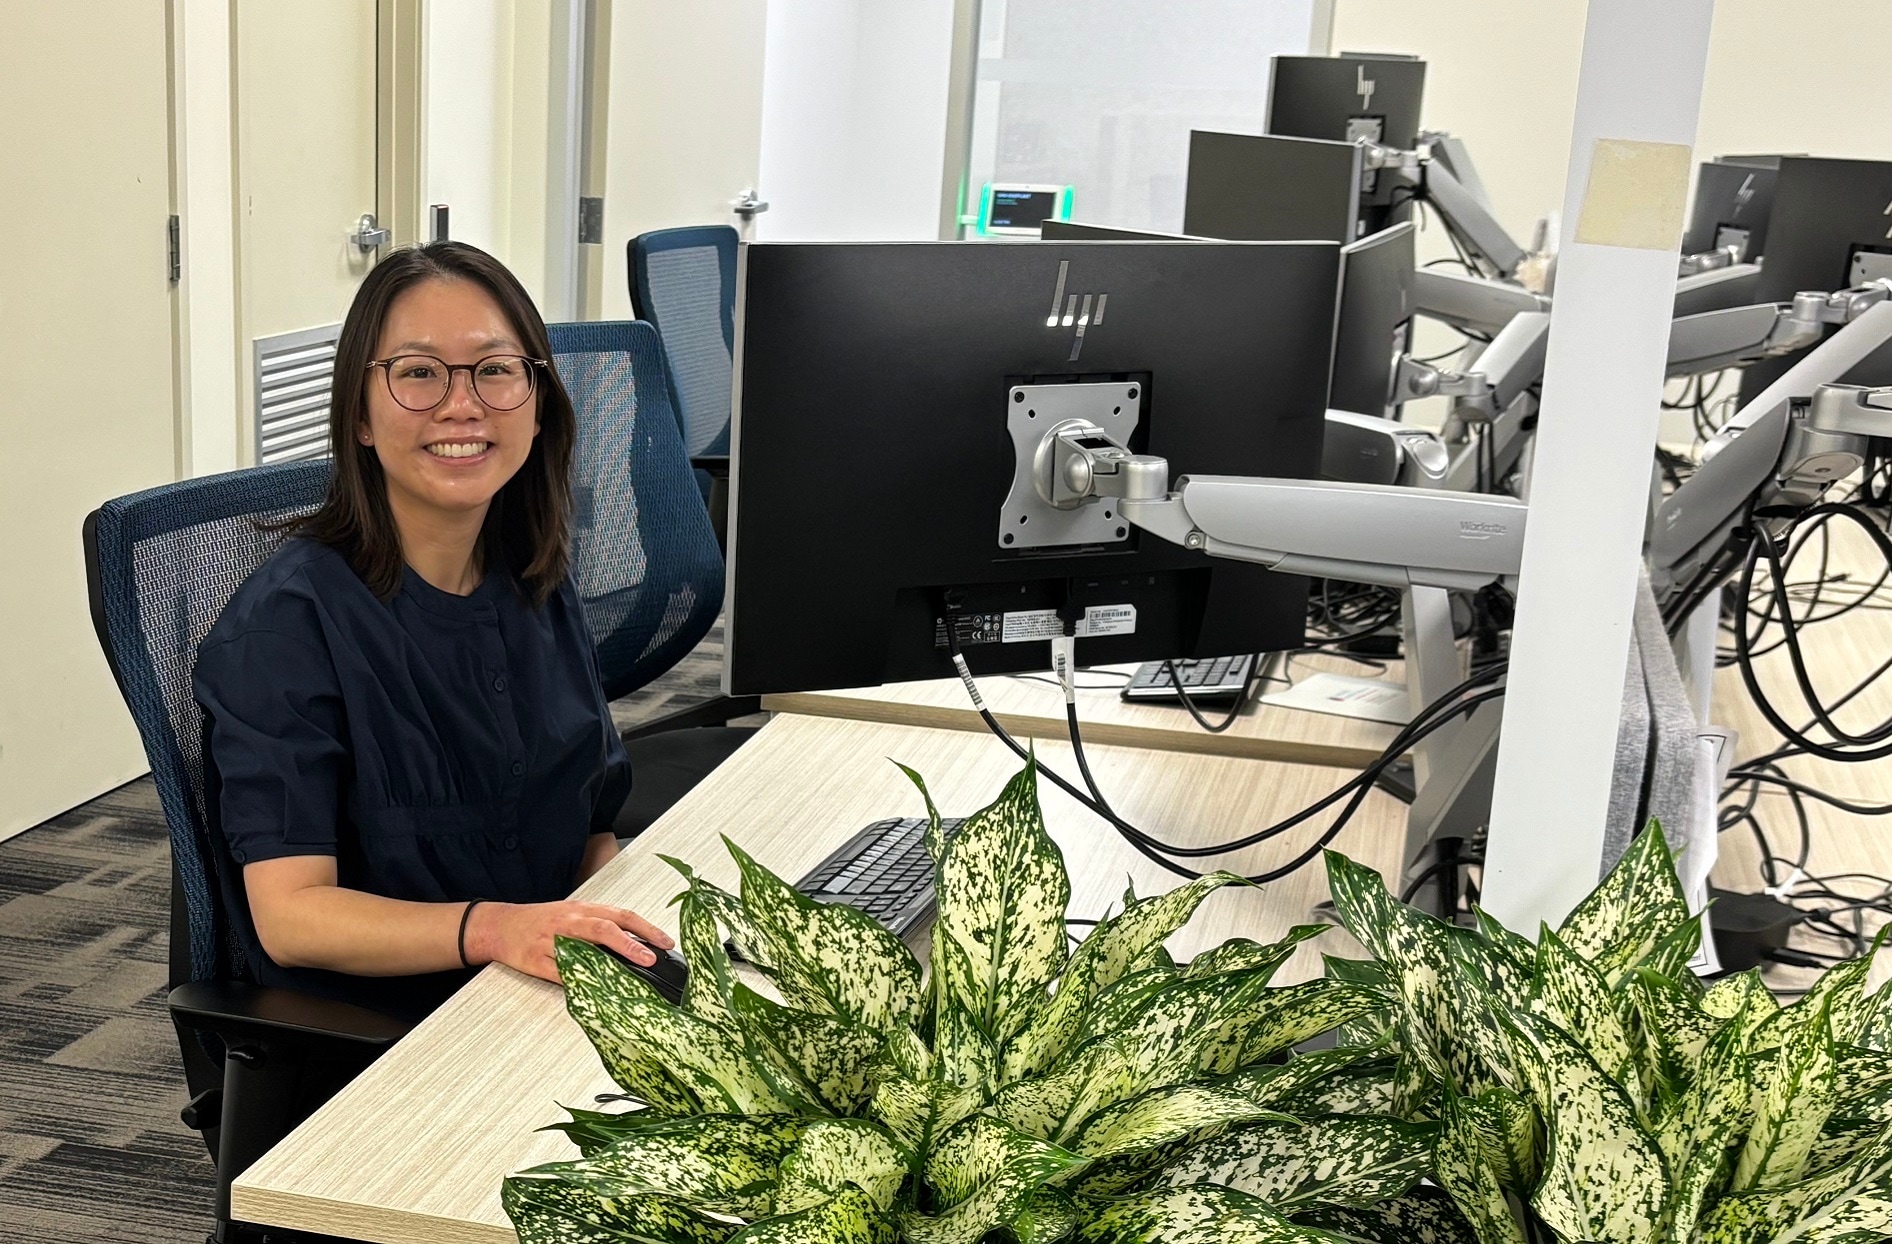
550, 319, 724, 699
628, 225, 738, 458
88, 461, 331, 987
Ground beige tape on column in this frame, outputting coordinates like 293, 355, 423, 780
1574, 138, 1692, 251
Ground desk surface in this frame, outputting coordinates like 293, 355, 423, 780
760, 654, 1406, 769
232, 712, 1406, 1244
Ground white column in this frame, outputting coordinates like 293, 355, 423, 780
1481, 0, 1715, 929
171, 0, 241, 477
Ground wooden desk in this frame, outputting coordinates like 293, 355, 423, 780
761, 655, 1406, 769
232, 713, 1406, 1244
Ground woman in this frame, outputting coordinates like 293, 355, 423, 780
195, 241, 672, 1021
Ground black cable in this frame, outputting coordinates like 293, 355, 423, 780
1164, 655, 1261, 734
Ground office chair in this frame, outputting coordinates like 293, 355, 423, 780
627, 224, 738, 540
83, 461, 410, 1244
549, 318, 759, 836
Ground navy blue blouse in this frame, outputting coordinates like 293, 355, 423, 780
193, 538, 631, 1019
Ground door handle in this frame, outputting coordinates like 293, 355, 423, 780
352, 213, 391, 252
732, 189, 770, 220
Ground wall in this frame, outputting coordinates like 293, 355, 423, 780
754, 0, 958, 242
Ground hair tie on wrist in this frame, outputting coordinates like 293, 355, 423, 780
458, 899, 486, 969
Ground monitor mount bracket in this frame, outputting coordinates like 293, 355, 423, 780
997, 381, 1146, 551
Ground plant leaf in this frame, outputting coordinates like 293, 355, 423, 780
1656, 999, 1750, 1232
1626, 967, 1721, 1115
556, 936, 794, 1115
519, 1113, 804, 1218
729, 1186, 899, 1244
1219, 1046, 1372, 1110
1735, 997, 1840, 1191
1156, 1115, 1437, 1212
1554, 822, 1690, 984
1187, 925, 1327, 979
1703, 969, 1779, 1041
1293, 1184, 1481, 1244
1210, 979, 1381, 1073
1012, 1187, 1081, 1244
773, 1119, 909, 1215
540, 1104, 663, 1159
1069, 1083, 1296, 1164
723, 839, 924, 1031
990, 1040, 1140, 1145
1002, 874, 1251, 1081
904, 1114, 1083, 1244
1633, 913, 1705, 985
1528, 924, 1640, 1096
502, 1173, 742, 1244
1431, 1092, 1529, 1244
864, 1072, 981, 1162
662, 857, 744, 1023
664, 855, 777, 972
1072, 1183, 1351, 1244
729, 984, 884, 1116
1695, 1129, 1892, 1244
1501, 1005, 1668, 1244
932, 981, 1000, 1099
1272, 1057, 1399, 1118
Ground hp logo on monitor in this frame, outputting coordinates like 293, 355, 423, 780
1356, 64, 1376, 110
1046, 259, 1108, 361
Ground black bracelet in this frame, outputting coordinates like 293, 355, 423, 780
457, 899, 486, 969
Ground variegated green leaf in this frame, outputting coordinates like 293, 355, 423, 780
1703, 969, 1779, 1041
1808, 1117, 1885, 1178
556, 936, 794, 1115
1757, 948, 1877, 1052
1100, 968, 1279, 1094
502, 1172, 741, 1244
1218, 1046, 1371, 1111
1529, 925, 1640, 1096
1072, 1183, 1350, 1244
1463, 1086, 1540, 1194
1472, 907, 1535, 972
1736, 998, 1840, 1191
1857, 978, 1892, 1053
773, 1119, 908, 1215
518, 1113, 803, 1217
1656, 1001, 1749, 1197
541, 1105, 661, 1158
990, 1040, 1139, 1145
1208, 979, 1381, 1073
724, 839, 924, 1031
1323, 852, 1507, 1093
1068, 1083, 1294, 1163
1272, 1057, 1399, 1119
1187, 925, 1327, 979
1391, 1048, 1441, 1119
729, 1187, 899, 1244
1321, 955, 1394, 994
666, 857, 777, 972
1695, 1129, 1892, 1244
904, 1114, 1083, 1244
908, 758, 1071, 1052
1626, 967, 1721, 1114
662, 858, 743, 1023
1555, 821, 1689, 984
1292, 1185, 1480, 1244
729, 985, 883, 1116
1156, 1115, 1437, 1212
1083, 965, 1183, 1039
932, 961, 999, 1098
1502, 1005, 1667, 1244
1836, 1046, 1892, 1103
1001, 874, 1249, 1080
1432, 1091, 1529, 1244
864, 1072, 981, 1162
1012, 1187, 1080, 1244
1633, 913, 1705, 986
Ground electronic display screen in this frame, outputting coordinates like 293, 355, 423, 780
989, 188, 1060, 231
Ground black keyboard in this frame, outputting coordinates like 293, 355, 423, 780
1121, 654, 1256, 702
794, 816, 965, 939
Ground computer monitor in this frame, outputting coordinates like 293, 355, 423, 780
1266, 53, 1425, 218
1183, 130, 1367, 243
1682, 157, 1781, 263
1030, 219, 1414, 423
1330, 222, 1416, 419
723, 240, 1342, 695
1738, 156, 1892, 404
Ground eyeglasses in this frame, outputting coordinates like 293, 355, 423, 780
365, 353, 547, 413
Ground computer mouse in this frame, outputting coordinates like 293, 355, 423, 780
599, 942, 690, 1005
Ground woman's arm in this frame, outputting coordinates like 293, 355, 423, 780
243, 855, 671, 983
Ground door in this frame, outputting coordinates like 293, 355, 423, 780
233, 0, 383, 464
600, 0, 769, 319
0, 5, 179, 840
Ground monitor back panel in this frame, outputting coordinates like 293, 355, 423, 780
1331, 223, 1415, 419
1683, 160, 1779, 261
727, 241, 1340, 695
1184, 131, 1363, 244
1266, 55, 1425, 151
1738, 156, 1892, 403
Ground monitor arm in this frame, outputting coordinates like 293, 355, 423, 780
1666, 279, 1892, 377
1411, 268, 1551, 336
1677, 245, 1747, 278
1031, 422, 1527, 593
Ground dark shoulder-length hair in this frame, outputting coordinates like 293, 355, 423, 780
292, 241, 574, 605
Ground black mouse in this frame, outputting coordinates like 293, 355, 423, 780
599, 942, 690, 1005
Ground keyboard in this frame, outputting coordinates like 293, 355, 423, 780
1121, 654, 1256, 702
794, 816, 965, 939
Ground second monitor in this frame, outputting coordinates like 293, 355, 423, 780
724, 239, 1341, 696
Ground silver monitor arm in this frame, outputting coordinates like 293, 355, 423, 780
1411, 268, 1551, 336
1666, 279, 1892, 377
1677, 245, 1746, 278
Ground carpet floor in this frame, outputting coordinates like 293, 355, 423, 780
0, 624, 732, 1243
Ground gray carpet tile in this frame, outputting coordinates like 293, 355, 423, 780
0, 623, 732, 1242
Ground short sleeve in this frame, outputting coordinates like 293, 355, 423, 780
590, 721, 632, 835
195, 627, 349, 864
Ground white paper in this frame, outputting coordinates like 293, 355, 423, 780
1260, 671, 1411, 725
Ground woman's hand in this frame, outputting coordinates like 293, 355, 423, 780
465, 900, 675, 983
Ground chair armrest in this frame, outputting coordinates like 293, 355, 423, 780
170, 981, 411, 1052
690, 454, 730, 478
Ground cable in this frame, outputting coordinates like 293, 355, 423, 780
1163, 656, 1261, 733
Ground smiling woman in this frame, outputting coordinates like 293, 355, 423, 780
190, 242, 676, 1033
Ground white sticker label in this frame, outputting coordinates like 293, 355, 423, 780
1000, 605, 1137, 643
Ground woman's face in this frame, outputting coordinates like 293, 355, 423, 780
359, 277, 541, 521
